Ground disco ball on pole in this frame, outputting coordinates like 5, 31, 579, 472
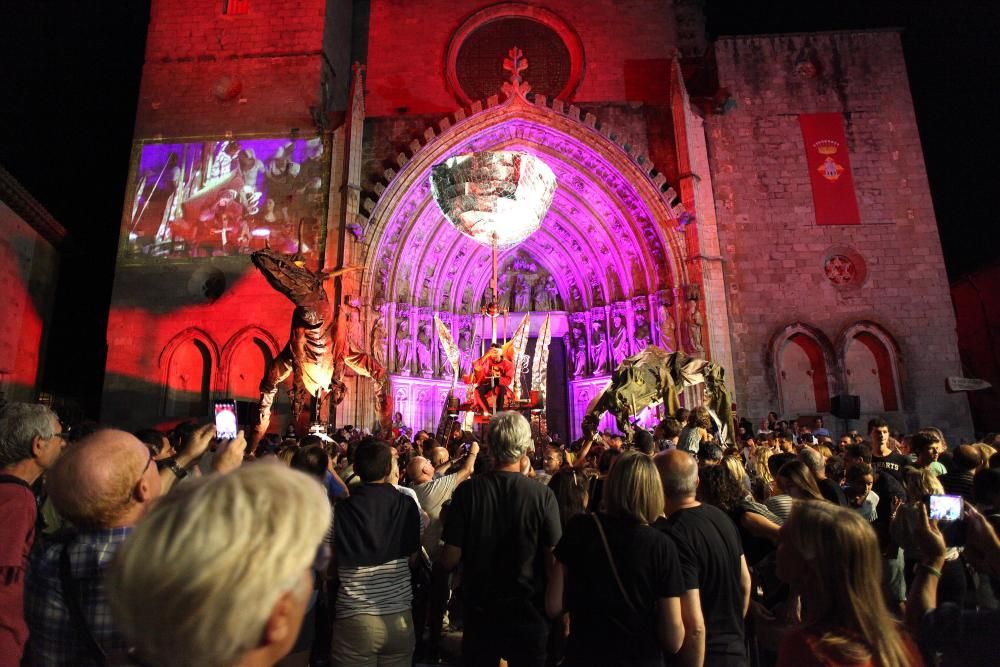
429, 151, 557, 250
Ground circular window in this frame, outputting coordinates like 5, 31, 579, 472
445, 4, 584, 106
456, 18, 570, 102
823, 247, 867, 289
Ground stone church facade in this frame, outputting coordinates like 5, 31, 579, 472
102, 0, 972, 441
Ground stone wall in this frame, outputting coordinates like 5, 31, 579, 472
102, 259, 293, 430
0, 201, 60, 402
708, 30, 972, 438
136, 0, 349, 138
364, 0, 680, 117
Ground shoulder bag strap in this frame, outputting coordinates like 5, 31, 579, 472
591, 513, 639, 613
59, 543, 109, 667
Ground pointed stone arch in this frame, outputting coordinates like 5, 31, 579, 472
355, 86, 690, 315
219, 326, 282, 401
768, 323, 839, 417
838, 321, 903, 413
158, 328, 220, 418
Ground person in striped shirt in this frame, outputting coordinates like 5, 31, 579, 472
330, 438, 421, 667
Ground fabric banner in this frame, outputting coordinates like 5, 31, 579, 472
799, 113, 861, 225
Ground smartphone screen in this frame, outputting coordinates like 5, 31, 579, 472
928, 494, 963, 522
214, 401, 238, 440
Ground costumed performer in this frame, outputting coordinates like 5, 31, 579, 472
470, 343, 514, 416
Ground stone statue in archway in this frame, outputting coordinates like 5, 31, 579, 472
395, 319, 412, 373
685, 299, 705, 353
633, 310, 651, 351
658, 302, 677, 352
590, 319, 609, 374
569, 325, 588, 377
415, 322, 433, 374
514, 278, 532, 312
371, 314, 387, 368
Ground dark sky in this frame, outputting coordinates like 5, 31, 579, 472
0, 1, 996, 415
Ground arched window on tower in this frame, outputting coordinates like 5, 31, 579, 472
774, 329, 832, 416
843, 325, 901, 413
225, 336, 274, 401
163, 337, 213, 417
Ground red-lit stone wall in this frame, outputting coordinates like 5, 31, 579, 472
0, 201, 60, 403
951, 264, 1000, 435
103, 0, 347, 429
363, 0, 679, 117
708, 31, 973, 439
136, 0, 333, 138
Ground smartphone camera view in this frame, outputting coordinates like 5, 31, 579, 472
928, 494, 966, 547
214, 401, 238, 440
928, 494, 963, 522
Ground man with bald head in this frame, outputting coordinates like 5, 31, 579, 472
408, 440, 479, 560
654, 450, 751, 667
24, 427, 244, 664
427, 445, 452, 476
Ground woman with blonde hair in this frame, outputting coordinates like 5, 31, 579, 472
548, 451, 685, 666
776, 501, 923, 667
752, 446, 775, 502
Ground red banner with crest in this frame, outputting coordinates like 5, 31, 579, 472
799, 113, 861, 225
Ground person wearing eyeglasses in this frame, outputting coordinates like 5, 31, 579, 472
0, 402, 67, 666
23, 426, 245, 666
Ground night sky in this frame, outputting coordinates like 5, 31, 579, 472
0, 1, 996, 417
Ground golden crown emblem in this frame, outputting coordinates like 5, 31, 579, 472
813, 140, 840, 155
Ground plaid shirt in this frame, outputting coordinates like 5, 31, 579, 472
25, 527, 132, 666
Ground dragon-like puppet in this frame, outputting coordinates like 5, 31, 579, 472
249, 244, 388, 445
587, 346, 735, 443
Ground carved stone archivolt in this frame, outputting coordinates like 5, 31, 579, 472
356, 58, 690, 321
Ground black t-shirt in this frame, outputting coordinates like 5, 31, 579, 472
442, 470, 561, 612
656, 504, 747, 664
817, 477, 848, 506
872, 451, 909, 484
554, 512, 684, 662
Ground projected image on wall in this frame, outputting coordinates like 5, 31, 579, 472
125, 136, 327, 260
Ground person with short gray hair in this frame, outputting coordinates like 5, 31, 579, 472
655, 450, 751, 667
437, 411, 561, 666
487, 409, 534, 464
0, 402, 64, 665
109, 463, 330, 667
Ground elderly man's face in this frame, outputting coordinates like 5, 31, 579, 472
490, 347, 503, 362
38, 417, 68, 469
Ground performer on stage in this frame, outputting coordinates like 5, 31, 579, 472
471, 344, 514, 416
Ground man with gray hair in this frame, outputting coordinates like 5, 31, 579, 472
654, 449, 751, 667
0, 402, 65, 664
438, 411, 561, 667
108, 462, 330, 667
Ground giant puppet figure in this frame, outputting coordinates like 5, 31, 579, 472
249, 237, 388, 444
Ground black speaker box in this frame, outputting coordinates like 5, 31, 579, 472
831, 394, 860, 420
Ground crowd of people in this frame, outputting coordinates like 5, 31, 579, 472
3, 399, 1000, 667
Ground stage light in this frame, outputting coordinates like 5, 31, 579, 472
429, 151, 556, 250
251, 228, 272, 237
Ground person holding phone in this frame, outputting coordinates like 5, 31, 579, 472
907, 501, 1000, 666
